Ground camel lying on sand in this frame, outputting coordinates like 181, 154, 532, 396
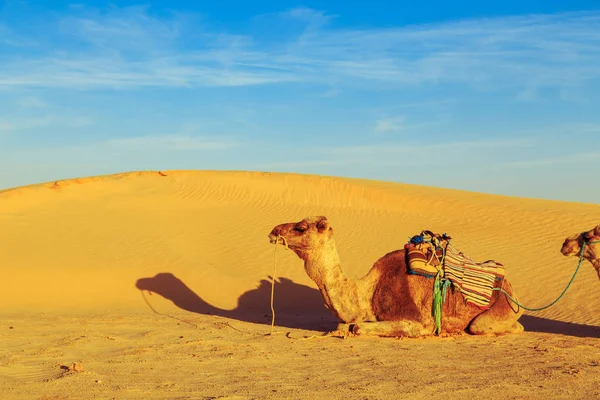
268, 216, 523, 337
561, 224, 600, 280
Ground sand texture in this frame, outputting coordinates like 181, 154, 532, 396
1, 170, 599, 399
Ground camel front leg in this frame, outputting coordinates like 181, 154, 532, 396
337, 320, 433, 338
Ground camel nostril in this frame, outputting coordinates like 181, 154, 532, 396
560, 243, 579, 256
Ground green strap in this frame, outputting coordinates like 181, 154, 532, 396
432, 271, 452, 335
432, 245, 450, 335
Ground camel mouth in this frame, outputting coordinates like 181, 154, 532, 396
268, 234, 284, 245
269, 234, 293, 250
560, 245, 579, 257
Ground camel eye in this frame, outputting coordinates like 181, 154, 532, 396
294, 223, 308, 233
317, 220, 328, 232
582, 232, 592, 241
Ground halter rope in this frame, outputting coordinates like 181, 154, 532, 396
491, 235, 600, 312
269, 235, 288, 335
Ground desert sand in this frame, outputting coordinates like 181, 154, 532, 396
1, 170, 599, 399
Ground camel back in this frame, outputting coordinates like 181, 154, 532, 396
404, 231, 506, 309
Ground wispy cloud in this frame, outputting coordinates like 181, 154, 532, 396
105, 135, 240, 151
500, 152, 600, 168
0, 133, 243, 169
329, 137, 537, 156
0, 22, 34, 47
253, 136, 539, 173
15, 95, 48, 108
0, 114, 92, 133
59, 5, 180, 52
318, 87, 342, 98
0, 7, 598, 94
253, 160, 348, 170
374, 117, 405, 133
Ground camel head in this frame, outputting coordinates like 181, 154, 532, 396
561, 224, 600, 279
268, 216, 333, 257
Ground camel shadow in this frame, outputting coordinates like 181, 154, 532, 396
135, 273, 339, 331
136, 273, 600, 337
520, 315, 600, 338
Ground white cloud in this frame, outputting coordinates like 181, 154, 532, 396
0, 134, 243, 170
329, 137, 536, 156
58, 5, 181, 53
16, 96, 48, 108
105, 135, 240, 151
500, 152, 600, 168
248, 136, 539, 172
374, 117, 405, 133
253, 160, 348, 170
0, 57, 298, 88
0, 8, 598, 93
318, 87, 342, 98
0, 22, 34, 47
0, 114, 92, 133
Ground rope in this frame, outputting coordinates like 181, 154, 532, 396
492, 238, 600, 312
271, 231, 597, 337
419, 231, 598, 333
285, 332, 344, 340
140, 291, 198, 328
269, 235, 288, 335
268, 235, 347, 341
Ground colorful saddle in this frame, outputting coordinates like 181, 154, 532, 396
405, 230, 506, 310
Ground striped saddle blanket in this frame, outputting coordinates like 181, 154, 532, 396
405, 231, 506, 309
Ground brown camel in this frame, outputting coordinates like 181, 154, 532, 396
268, 216, 524, 337
561, 224, 600, 280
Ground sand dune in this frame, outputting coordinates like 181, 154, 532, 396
2, 170, 599, 399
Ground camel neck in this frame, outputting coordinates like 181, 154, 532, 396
302, 242, 345, 283
301, 241, 365, 322
590, 258, 600, 279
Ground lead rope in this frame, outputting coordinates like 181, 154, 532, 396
270, 235, 288, 335
269, 236, 343, 340
492, 238, 600, 311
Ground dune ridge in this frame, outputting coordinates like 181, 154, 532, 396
1, 169, 599, 326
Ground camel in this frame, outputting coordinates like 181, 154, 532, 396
561, 224, 600, 280
268, 216, 524, 337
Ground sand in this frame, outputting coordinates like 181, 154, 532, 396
1, 170, 599, 399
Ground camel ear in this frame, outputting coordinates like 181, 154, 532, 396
317, 218, 329, 232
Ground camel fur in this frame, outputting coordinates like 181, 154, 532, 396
268, 216, 524, 338
561, 224, 600, 280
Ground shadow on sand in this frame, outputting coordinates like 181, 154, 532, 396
135, 273, 339, 332
136, 273, 600, 338
520, 315, 600, 338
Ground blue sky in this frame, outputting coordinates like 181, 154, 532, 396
1, 1, 600, 203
